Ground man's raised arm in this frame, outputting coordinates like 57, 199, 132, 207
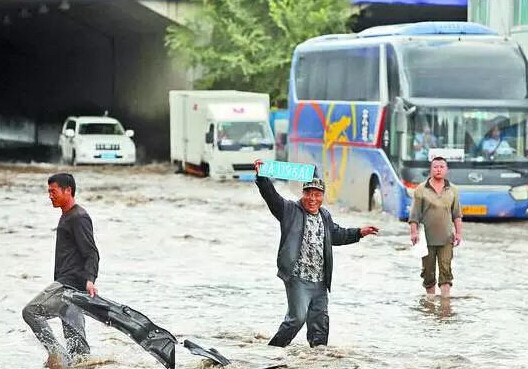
254, 159, 286, 221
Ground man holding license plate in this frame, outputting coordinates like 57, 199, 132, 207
254, 159, 379, 347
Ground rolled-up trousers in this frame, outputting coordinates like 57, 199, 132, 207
22, 282, 89, 363
269, 276, 329, 347
421, 243, 454, 288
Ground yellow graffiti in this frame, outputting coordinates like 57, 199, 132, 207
324, 116, 350, 151
322, 103, 355, 203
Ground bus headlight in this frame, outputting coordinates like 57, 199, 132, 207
403, 180, 418, 198
510, 185, 528, 201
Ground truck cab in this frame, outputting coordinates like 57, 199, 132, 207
170, 91, 275, 180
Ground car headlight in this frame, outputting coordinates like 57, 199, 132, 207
510, 185, 528, 201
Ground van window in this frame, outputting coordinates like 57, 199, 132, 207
295, 46, 380, 101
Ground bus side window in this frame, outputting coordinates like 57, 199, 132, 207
326, 51, 347, 100
343, 47, 380, 101
308, 52, 327, 100
295, 56, 308, 100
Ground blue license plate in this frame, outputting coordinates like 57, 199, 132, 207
101, 152, 116, 159
259, 160, 315, 182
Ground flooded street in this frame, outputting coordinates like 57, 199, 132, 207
1, 164, 527, 369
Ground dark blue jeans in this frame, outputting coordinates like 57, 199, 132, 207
22, 282, 89, 364
269, 276, 329, 347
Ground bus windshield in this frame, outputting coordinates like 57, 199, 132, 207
404, 107, 528, 163
399, 40, 528, 100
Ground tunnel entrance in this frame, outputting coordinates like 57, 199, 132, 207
0, 0, 187, 162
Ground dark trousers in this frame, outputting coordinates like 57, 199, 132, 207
22, 282, 89, 364
269, 276, 329, 347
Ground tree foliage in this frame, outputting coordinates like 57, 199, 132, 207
166, 0, 353, 107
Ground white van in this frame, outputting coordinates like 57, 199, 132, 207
170, 90, 275, 179
58, 116, 136, 165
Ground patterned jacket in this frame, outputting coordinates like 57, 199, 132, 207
256, 176, 361, 291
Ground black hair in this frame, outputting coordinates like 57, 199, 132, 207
431, 156, 447, 164
48, 173, 76, 197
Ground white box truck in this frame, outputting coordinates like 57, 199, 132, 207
169, 90, 276, 180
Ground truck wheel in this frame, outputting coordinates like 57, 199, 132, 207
369, 177, 382, 212
173, 160, 183, 173
203, 163, 210, 177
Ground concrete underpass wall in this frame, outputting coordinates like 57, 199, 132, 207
0, 0, 189, 162
113, 34, 188, 162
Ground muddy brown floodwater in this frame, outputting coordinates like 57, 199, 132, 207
1, 164, 526, 368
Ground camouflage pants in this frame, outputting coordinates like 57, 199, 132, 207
22, 282, 89, 364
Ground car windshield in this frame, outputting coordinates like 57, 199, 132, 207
403, 107, 528, 163
79, 123, 124, 135
217, 121, 273, 151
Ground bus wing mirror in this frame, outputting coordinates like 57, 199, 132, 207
394, 98, 414, 132
396, 112, 406, 132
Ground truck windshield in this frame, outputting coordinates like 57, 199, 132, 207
217, 121, 273, 151
399, 40, 528, 99
79, 123, 124, 135
403, 107, 528, 163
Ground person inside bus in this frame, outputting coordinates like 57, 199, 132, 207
481, 125, 514, 158
413, 124, 438, 160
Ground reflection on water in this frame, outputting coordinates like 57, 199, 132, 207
418, 296, 453, 321
0, 165, 527, 368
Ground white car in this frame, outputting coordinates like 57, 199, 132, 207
58, 116, 136, 165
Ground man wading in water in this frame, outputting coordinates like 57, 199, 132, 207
22, 173, 99, 368
254, 160, 379, 347
409, 157, 462, 299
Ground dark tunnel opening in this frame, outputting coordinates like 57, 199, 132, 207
0, 0, 186, 163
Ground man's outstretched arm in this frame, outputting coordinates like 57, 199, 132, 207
329, 214, 379, 245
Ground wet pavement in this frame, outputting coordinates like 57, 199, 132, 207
0, 164, 527, 368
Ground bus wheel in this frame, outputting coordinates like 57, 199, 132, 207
369, 178, 382, 212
